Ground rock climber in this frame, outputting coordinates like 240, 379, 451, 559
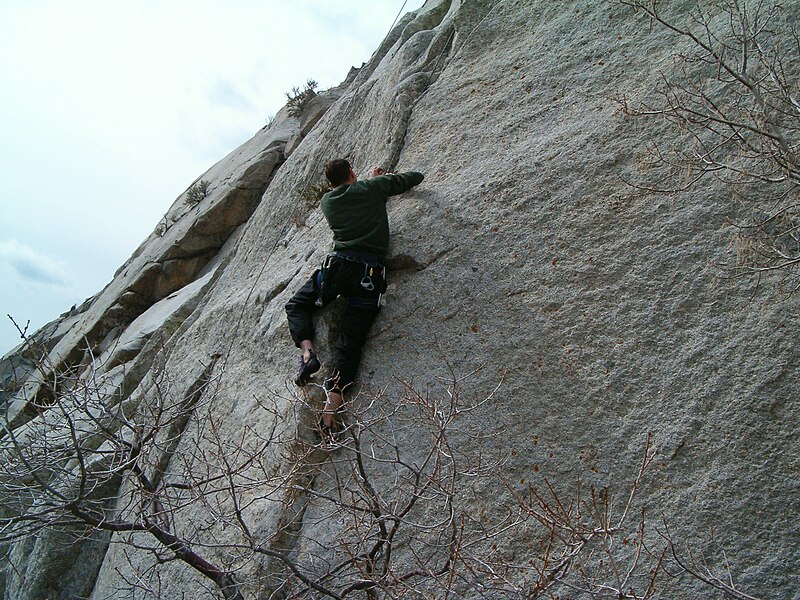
284, 158, 424, 436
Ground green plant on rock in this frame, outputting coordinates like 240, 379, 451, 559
186, 180, 210, 206
291, 180, 329, 228
286, 79, 319, 118
300, 181, 328, 207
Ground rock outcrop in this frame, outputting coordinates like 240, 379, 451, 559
2, 1, 798, 598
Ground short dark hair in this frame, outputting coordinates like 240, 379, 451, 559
325, 159, 351, 187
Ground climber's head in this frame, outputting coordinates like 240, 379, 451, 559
325, 159, 356, 187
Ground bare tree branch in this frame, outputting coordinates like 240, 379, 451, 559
620, 0, 800, 289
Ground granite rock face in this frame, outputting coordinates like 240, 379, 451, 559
2, 0, 798, 598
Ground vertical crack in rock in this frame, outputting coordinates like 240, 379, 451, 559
388, 0, 454, 69
350, 11, 421, 86
150, 356, 221, 491
262, 453, 325, 599
258, 385, 331, 598
385, 21, 456, 171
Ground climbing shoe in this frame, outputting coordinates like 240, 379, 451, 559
294, 351, 320, 386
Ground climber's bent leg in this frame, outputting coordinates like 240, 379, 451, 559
285, 273, 320, 347
323, 297, 380, 421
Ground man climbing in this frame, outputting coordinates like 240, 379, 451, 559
285, 158, 424, 436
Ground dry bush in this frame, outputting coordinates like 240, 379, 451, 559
619, 0, 800, 290
1, 335, 763, 598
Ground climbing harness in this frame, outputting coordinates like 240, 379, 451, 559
329, 250, 385, 268
317, 251, 387, 306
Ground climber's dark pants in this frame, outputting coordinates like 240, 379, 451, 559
285, 253, 385, 392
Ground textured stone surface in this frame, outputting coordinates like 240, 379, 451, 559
2, 0, 798, 598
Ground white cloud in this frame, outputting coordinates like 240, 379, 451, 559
0, 240, 70, 287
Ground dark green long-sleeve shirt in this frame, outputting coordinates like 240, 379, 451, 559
320, 171, 424, 257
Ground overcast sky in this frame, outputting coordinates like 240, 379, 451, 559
0, 0, 425, 355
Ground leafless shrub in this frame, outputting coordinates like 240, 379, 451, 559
619, 0, 800, 290
155, 213, 176, 237
659, 520, 763, 600
222, 366, 506, 598
0, 344, 505, 598
449, 434, 666, 599
0, 332, 763, 598
0, 342, 252, 599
